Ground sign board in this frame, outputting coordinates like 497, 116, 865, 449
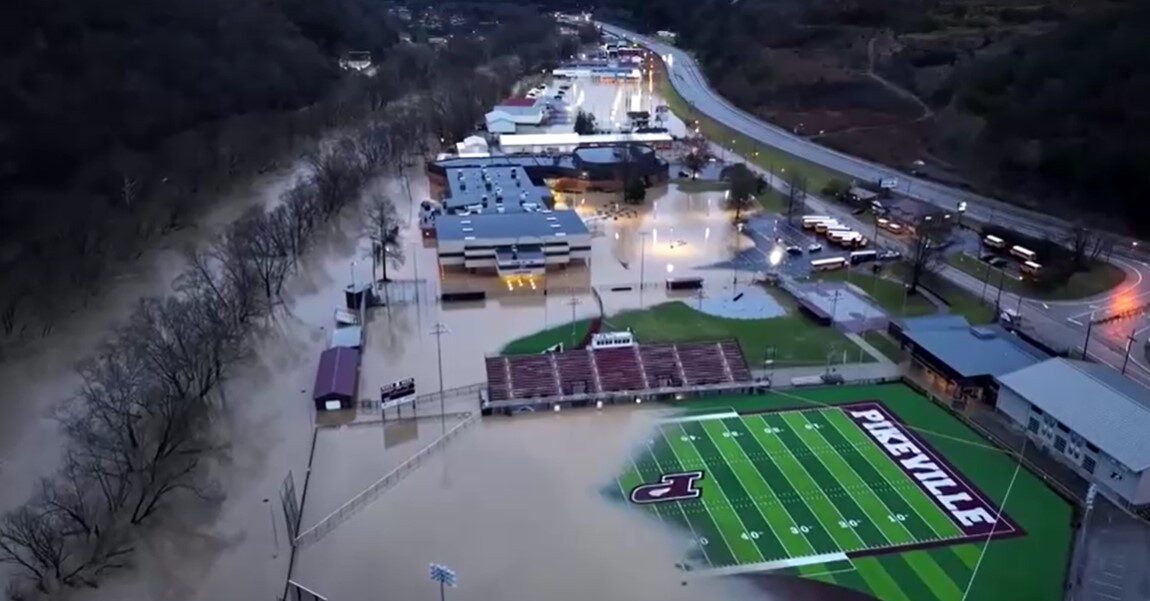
380, 378, 416, 410
879, 177, 899, 189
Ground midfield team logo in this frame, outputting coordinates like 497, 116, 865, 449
630, 471, 704, 504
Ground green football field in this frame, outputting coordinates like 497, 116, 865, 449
613, 385, 1073, 601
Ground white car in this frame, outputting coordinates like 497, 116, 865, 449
807, 243, 823, 253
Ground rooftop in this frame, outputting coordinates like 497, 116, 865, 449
436, 210, 589, 242
997, 358, 1150, 471
900, 315, 1047, 378
442, 165, 551, 212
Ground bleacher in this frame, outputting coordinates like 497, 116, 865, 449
678, 343, 729, 386
486, 339, 752, 402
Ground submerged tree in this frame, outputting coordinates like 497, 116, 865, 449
364, 194, 406, 283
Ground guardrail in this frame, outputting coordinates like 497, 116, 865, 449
293, 411, 480, 547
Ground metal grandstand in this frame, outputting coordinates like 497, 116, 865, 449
482, 339, 758, 413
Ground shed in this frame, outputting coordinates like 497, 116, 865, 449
313, 346, 361, 410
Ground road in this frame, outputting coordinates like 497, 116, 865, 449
604, 22, 1150, 386
598, 22, 1150, 258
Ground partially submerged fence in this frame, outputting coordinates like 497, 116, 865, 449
293, 411, 480, 547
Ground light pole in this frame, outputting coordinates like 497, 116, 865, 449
831, 289, 841, 323
639, 231, 649, 307
263, 498, 278, 557
1123, 331, 1136, 375
431, 323, 449, 435
567, 296, 582, 338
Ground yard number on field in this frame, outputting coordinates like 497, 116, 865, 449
804, 422, 823, 430
721, 430, 741, 438
888, 513, 907, 522
740, 531, 762, 540
680, 435, 698, 442
838, 519, 860, 529
763, 426, 782, 434
789, 525, 811, 534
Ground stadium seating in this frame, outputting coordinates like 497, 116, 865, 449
485, 339, 752, 402
639, 345, 684, 388
594, 347, 646, 392
555, 350, 599, 395
677, 343, 729, 386
720, 340, 752, 381
508, 355, 561, 399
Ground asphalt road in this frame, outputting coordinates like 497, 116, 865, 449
604, 22, 1150, 386
599, 22, 1150, 259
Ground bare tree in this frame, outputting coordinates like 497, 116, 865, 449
1066, 223, 1098, 270
907, 217, 953, 292
786, 171, 808, 224
363, 194, 406, 284
721, 163, 759, 222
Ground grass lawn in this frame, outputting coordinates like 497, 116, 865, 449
501, 319, 593, 355
885, 263, 996, 324
656, 64, 841, 195
862, 330, 906, 362
948, 252, 1125, 301
813, 269, 936, 317
665, 384, 1073, 601
604, 300, 872, 367
758, 188, 789, 213
673, 178, 729, 193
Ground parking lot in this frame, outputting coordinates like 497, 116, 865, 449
721, 213, 902, 279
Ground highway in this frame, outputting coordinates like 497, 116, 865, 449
598, 22, 1150, 258
667, 96, 1150, 388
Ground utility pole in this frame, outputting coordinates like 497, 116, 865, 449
695, 288, 705, 310
831, 289, 841, 323
1082, 313, 1095, 361
431, 323, 449, 435
1123, 332, 1136, 375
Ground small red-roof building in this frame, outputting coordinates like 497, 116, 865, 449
486, 97, 546, 134
499, 97, 537, 107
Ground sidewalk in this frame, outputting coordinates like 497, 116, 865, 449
751, 361, 902, 387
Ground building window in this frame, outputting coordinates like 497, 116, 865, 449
1082, 456, 1096, 474
1053, 436, 1067, 453
1027, 417, 1040, 434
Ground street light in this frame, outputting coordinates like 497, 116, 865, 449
430, 323, 449, 435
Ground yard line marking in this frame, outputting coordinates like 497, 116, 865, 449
787, 411, 917, 544
669, 423, 767, 564
657, 426, 740, 565
709, 418, 817, 557
640, 443, 719, 568
698, 552, 850, 576
660, 411, 739, 423
749, 414, 868, 551
626, 456, 665, 524
820, 411, 953, 542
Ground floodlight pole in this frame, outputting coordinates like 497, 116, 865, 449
639, 231, 649, 307
1082, 314, 1095, 361
431, 323, 449, 435
1122, 331, 1135, 375
567, 296, 582, 338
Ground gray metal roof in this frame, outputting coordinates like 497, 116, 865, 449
901, 316, 1047, 378
898, 314, 971, 332
997, 358, 1150, 471
436, 210, 589, 242
443, 165, 551, 212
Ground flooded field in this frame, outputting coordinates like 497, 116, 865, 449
293, 407, 765, 601
2, 75, 793, 599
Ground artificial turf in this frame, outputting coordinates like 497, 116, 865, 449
616, 384, 1072, 601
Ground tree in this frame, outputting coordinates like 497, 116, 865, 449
577, 23, 601, 45
1065, 223, 1099, 271
786, 171, 808, 223
722, 163, 760, 222
624, 177, 647, 205
363, 194, 406, 283
574, 110, 597, 135
907, 217, 953, 292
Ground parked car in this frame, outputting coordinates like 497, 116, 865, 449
785, 246, 803, 256
808, 243, 823, 253
989, 257, 1009, 268
878, 250, 901, 261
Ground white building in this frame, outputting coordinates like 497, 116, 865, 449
484, 98, 545, 134
995, 358, 1150, 506
497, 132, 673, 154
435, 211, 591, 277
552, 65, 641, 81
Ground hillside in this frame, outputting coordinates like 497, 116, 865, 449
587, 0, 1145, 234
